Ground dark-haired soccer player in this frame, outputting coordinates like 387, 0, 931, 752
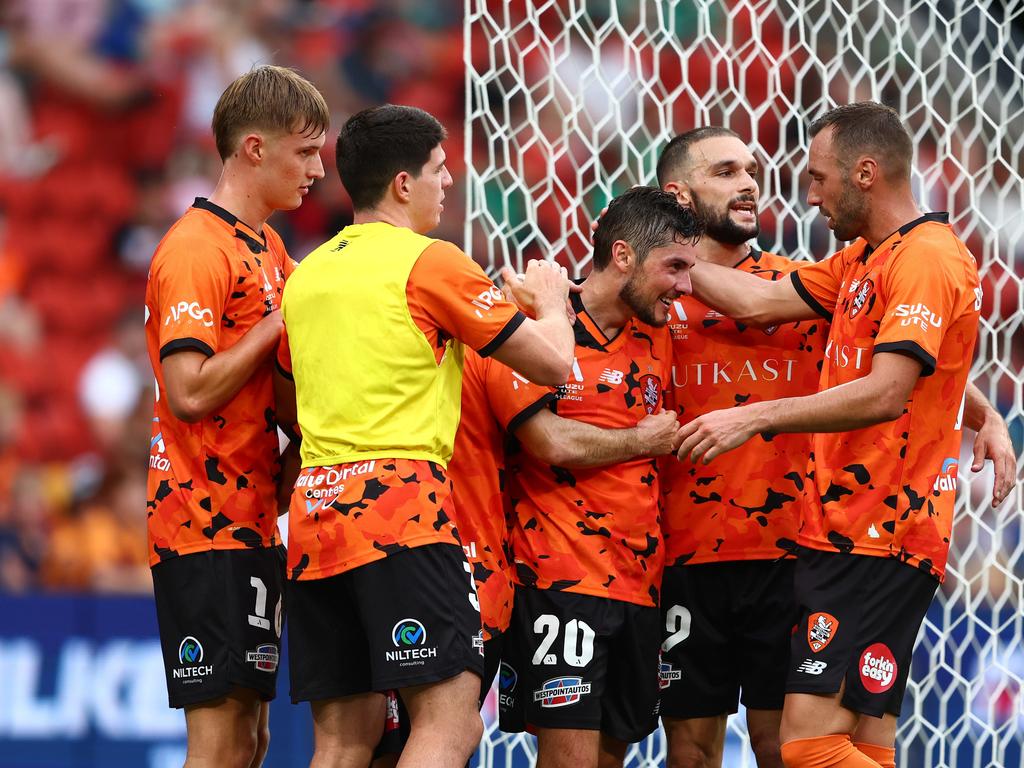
655, 123, 1015, 768
494, 187, 698, 768
654, 127, 823, 768
276, 105, 576, 768
145, 65, 328, 768
675, 102, 1014, 768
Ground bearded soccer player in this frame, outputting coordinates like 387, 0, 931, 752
450, 346, 684, 710
652, 127, 824, 768
675, 102, 1016, 768
275, 105, 576, 768
144, 66, 328, 768
492, 187, 698, 768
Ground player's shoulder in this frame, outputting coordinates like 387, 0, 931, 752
742, 248, 803, 277
892, 214, 976, 274
150, 207, 232, 272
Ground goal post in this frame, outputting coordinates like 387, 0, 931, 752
465, 1, 1024, 766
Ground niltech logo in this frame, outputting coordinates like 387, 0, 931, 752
178, 636, 203, 665
498, 662, 517, 693
392, 619, 427, 647
533, 676, 592, 708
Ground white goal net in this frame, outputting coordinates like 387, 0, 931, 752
464, 1, 1024, 766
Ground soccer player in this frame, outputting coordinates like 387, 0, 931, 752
144, 65, 328, 768
494, 186, 699, 768
450, 347, 684, 709
654, 127, 824, 768
654, 125, 1016, 768
674, 102, 1015, 768
275, 105, 576, 768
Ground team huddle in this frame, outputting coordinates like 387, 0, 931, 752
144, 66, 1015, 768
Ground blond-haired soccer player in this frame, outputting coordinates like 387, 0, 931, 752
276, 105, 575, 768
145, 65, 328, 768
675, 102, 1015, 768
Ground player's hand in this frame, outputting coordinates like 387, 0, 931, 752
676, 405, 763, 464
590, 205, 609, 239
500, 259, 574, 318
251, 309, 284, 353
970, 410, 1017, 507
634, 409, 681, 456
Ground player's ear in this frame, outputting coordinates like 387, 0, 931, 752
855, 156, 877, 190
393, 171, 412, 203
241, 133, 265, 163
663, 181, 692, 207
611, 240, 635, 274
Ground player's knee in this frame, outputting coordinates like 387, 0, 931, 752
748, 726, 783, 767
666, 737, 719, 768
249, 722, 270, 768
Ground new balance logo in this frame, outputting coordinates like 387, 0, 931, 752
598, 368, 624, 385
796, 659, 828, 675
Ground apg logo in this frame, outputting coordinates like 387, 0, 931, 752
178, 636, 203, 665
533, 676, 592, 708
392, 619, 427, 647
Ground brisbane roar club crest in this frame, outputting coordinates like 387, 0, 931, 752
639, 374, 662, 414
807, 612, 839, 652
848, 278, 874, 318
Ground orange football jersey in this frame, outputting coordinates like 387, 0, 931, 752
449, 350, 515, 639
790, 213, 980, 580
145, 198, 293, 566
663, 250, 825, 565
280, 242, 522, 580
491, 292, 674, 608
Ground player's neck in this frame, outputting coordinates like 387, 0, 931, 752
696, 238, 750, 267
353, 201, 419, 232
862, 194, 923, 249
578, 273, 631, 339
207, 173, 271, 234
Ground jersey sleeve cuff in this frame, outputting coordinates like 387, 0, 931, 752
159, 337, 215, 361
275, 359, 294, 381
478, 311, 527, 358
506, 392, 558, 435
873, 340, 936, 377
790, 271, 833, 320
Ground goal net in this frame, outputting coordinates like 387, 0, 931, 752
464, 1, 1024, 766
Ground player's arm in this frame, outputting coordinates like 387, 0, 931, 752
687, 259, 821, 326
678, 351, 921, 464
515, 408, 681, 468
489, 260, 575, 385
962, 383, 1017, 507
273, 334, 302, 514
161, 310, 283, 423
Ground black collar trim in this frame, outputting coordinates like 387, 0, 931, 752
192, 197, 266, 251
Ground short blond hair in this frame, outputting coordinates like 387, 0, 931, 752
212, 65, 329, 161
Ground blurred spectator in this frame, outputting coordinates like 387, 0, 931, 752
41, 464, 150, 593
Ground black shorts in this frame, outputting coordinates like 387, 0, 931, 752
373, 691, 410, 758
659, 560, 798, 718
499, 587, 660, 743
152, 546, 286, 709
287, 543, 485, 702
482, 633, 504, 706
786, 548, 938, 718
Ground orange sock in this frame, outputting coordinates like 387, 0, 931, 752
780, 734, 884, 767
854, 742, 896, 768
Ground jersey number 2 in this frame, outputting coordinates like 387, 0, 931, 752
532, 615, 595, 667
